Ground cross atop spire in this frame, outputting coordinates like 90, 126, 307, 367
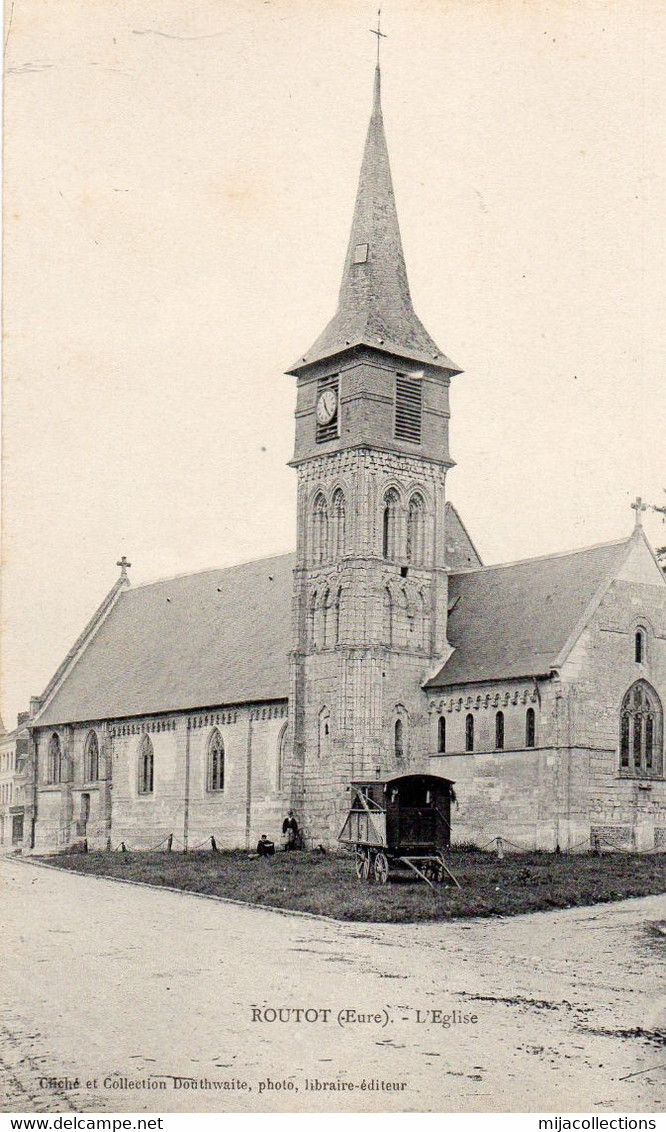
370, 8, 387, 66
631, 496, 647, 530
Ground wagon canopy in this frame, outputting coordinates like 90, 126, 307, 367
339, 773, 455, 853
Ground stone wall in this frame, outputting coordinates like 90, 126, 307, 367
556, 565, 666, 849
298, 645, 431, 844
428, 747, 560, 849
31, 700, 289, 853
426, 678, 561, 849
290, 441, 453, 844
425, 547, 666, 851
426, 680, 546, 755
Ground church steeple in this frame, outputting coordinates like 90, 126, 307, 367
287, 53, 458, 843
291, 64, 459, 375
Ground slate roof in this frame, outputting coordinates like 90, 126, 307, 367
444, 502, 483, 571
36, 553, 295, 727
34, 526, 636, 724
426, 538, 632, 688
290, 67, 459, 376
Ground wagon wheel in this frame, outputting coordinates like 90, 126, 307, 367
373, 851, 390, 885
355, 849, 370, 881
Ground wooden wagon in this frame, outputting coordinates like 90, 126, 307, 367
338, 773, 460, 889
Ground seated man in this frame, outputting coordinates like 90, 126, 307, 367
256, 834, 275, 857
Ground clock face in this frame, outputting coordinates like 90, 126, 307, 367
316, 388, 338, 426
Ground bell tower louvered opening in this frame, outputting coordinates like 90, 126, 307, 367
395, 375, 422, 443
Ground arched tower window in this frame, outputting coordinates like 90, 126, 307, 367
620, 680, 663, 777
465, 714, 474, 753
635, 628, 646, 664
318, 707, 331, 760
394, 718, 405, 762
312, 493, 329, 564
207, 728, 225, 792
438, 715, 446, 754
383, 586, 394, 646
406, 493, 425, 566
138, 734, 154, 795
332, 489, 347, 558
525, 707, 536, 749
47, 733, 62, 785
382, 489, 399, 560
495, 711, 505, 751
84, 730, 99, 782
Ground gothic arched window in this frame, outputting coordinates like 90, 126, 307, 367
382, 489, 399, 560
383, 586, 394, 646
332, 489, 347, 558
525, 707, 536, 749
635, 628, 646, 664
620, 680, 663, 777
465, 713, 474, 753
138, 734, 154, 795
495, 711, 505, 751
312, 493, 329, 564
47, 733, 62, 785
406, 493, 425, 566
84, 730, 99, 782
395, 718, 405, 762
438, 716, 446, 754
208, 728, 225, 792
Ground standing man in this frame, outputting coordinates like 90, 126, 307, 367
282, 810, 300, 850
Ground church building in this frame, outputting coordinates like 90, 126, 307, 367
25, 64, 666, 855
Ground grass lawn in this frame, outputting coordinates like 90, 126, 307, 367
35, 846, 666, 923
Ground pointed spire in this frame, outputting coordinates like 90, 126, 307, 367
292, 64, 459, 375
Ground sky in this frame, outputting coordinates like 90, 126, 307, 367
2, 0, 665, 727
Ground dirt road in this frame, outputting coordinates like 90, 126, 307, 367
1, 858, 664, 1112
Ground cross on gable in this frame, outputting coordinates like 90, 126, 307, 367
117, 555, 132, 576
631, 496, 647, 529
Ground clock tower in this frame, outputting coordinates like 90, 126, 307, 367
286, 65, 462, 842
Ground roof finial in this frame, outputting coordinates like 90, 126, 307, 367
117, 554, 132, 580
370, 8, 386, 67
631, 496, 647, 530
